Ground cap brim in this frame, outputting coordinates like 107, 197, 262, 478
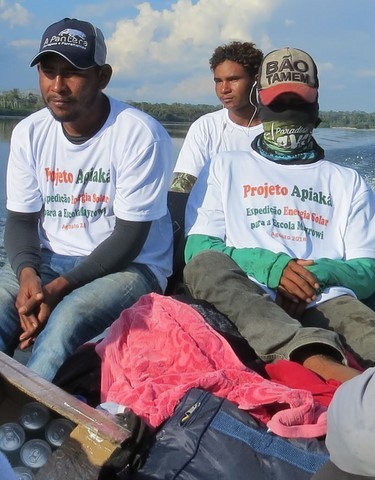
30, 50, 94, 69
259, 83, 318, 105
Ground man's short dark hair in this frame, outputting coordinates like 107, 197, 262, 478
209, 41, 263, 77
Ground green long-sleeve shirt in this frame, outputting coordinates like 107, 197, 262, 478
185, 234, 375, 299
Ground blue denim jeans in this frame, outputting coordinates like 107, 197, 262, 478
0, 250, 161, 381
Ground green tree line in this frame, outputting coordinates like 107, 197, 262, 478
0, 89, 44, 116
1, 89, 375, 129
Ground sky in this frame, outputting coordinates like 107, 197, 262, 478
0, 0, 374, 112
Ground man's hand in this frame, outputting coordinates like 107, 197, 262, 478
17, 272, 71, 349
278, 259, 321, 304
16, 268, 44, 347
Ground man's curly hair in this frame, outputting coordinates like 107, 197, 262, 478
209, 41, 263, 77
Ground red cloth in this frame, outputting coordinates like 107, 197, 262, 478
345, 351, 365, 371
265, 360, 341, 407
97, 293, 327, 438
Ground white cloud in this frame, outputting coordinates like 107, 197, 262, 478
106, 0, 279, 102
132, 73, 216, 104
0, 1, 31, 26
170, 73, 215, 102
285, 18, 295, 27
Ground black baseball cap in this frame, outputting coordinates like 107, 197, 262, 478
30, 18, 107, 69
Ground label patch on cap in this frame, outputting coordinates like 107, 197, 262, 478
265, 58, 311, 87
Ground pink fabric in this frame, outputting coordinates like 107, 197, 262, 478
96, 293, 327, 438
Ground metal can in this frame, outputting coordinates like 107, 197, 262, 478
0, 423, 26, 465
20, 439, 51, 470
45, 418, 75, 448
13, 465, 35, 480
18, 402, 50, 437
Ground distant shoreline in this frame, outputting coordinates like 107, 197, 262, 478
2, 104, 375, 130
1, 88, 375, 128
2, 116, 375, 131
0, 115, 26, 119
331, 126, 375, 131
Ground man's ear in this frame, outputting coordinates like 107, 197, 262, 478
98, 64, 112, 89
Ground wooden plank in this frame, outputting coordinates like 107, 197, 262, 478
0, 351, 131, 445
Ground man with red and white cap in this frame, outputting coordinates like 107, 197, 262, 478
184, 47, 375, 383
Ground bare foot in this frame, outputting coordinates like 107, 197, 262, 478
302, 354, 361, 382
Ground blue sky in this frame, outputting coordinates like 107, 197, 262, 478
1, 0, 374, 112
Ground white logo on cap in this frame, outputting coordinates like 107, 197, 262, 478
43, 29, 88, 50
59, 29, 86, 41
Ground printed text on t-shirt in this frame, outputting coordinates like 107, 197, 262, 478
243, 183, 333, 206
45, 167, 111, 185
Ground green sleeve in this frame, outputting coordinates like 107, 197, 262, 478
306, 257, 375, 299
185, 234, 292, 289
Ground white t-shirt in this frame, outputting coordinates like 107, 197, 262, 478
187, 149, 375, 305
173, 108, 263, 177
7, 97, 174, 290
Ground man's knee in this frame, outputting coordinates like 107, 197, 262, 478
185, 250, 233, 275
184, 251, 217, 293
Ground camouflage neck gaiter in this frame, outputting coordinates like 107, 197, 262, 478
258, 101, 319, 157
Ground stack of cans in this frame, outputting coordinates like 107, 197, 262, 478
13, 464, 35, 479
0, 401, 75, 478
0, 422, 26, 466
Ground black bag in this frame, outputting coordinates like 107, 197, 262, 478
98, 410, 154, 480
133, 388, 329, 480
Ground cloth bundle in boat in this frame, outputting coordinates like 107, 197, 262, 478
133, 388, 329, 480
97, 293, 328, 438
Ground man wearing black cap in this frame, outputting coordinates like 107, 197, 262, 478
0, 18, 174, 381
184, 47, 375, 383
